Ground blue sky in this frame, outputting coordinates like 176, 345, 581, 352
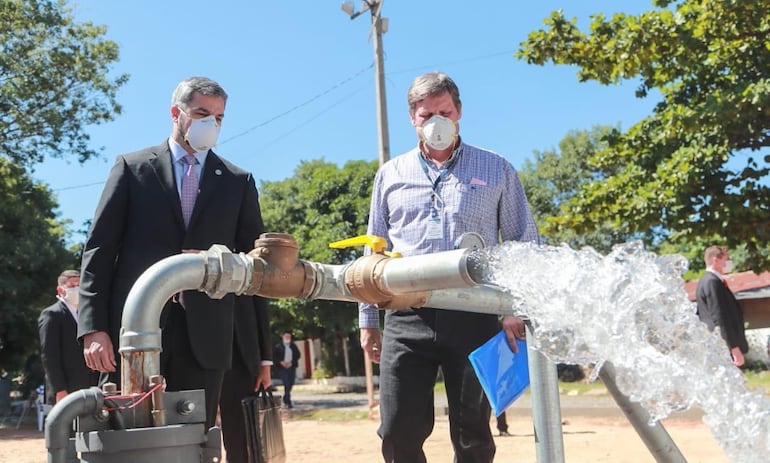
36, 1, 656, 241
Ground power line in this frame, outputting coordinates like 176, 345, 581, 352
389, 50, 517, 75
53, 180, 105, 192
254, 87, 366, 155
219, 64, 373, 146
50, 50, 515, 192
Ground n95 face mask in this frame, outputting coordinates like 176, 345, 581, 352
184, 114, 220, 153
421, 115, 457, 150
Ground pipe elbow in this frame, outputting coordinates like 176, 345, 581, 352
46, 387, 104, 456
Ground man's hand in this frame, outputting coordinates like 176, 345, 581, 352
502, 315, 526, 353
730, 346, 745, 367
254, 364, 272, 391
360, 328, 382, 364
55, 390, 68, 403
83, 331, 117, 372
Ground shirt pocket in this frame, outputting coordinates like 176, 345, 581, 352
453, 183, 498, 231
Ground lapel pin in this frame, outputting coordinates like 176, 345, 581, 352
215, 169, 222, 176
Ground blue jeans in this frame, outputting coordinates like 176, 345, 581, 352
278, 366, 296, 406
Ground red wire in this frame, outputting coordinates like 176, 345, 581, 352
102, 382, 163, 412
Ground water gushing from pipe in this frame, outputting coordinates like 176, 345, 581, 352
479, 240, 770, 462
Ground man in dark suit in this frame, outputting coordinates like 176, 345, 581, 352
696, 245, 749, 366
78, 77, 272, 440
39, 270, 96, 404
272, 331, 301, 408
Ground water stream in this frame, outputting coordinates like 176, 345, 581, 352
478, 240, 770, 462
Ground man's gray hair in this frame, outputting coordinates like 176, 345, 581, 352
57, 269, 79, 286
407, 71, 461, 114
171, 76, 228, 109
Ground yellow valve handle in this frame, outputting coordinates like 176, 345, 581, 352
329, 235, 401, 257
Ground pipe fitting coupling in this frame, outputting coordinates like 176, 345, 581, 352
201, 244, 253, 298
244, 233, 316, 298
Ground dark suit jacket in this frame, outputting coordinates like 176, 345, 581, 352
38, 300, 95, 404
273, 342, 301, 370
78, 141, 271, 373
695, 271, 749, 353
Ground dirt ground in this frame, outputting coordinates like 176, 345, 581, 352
0, 412, 728, 462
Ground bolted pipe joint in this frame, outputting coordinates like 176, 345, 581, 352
201, 244, 253, 299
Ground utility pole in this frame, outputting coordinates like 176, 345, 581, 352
341, 0, 390, 166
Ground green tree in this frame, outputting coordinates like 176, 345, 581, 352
0, 158, 77, 379
517, 0, 770, 269
1, 0, 128, 167
259, 158, 379, 375
520, 125, 651, 253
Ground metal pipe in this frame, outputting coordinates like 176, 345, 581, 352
599, 362, 687, 463
526, 324, 566, 463
119, 253, 207, 395
424, 285, 515, 315
45, 386, 104, 463
376, 248, 476, 292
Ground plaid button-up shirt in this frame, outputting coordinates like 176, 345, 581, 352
359, 141, 540, 329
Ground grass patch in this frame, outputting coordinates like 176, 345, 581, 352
744, 369, 770, 394
288, 408, 370, 421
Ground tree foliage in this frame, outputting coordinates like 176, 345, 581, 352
0, 158, 78, 375
517, 0, 770, 270
258, 159, 378, 374
519, 125, 652, 253
1, 0, 128, 167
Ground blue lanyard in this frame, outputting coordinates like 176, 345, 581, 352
418, 151, 459, 216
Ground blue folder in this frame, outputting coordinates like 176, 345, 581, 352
468, 330, 530, 417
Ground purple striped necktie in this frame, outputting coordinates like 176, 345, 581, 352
181, 154, 199, 227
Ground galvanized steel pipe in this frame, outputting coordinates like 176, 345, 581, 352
45, 386, 104, 463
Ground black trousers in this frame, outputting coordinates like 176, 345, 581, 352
161, 303, 225, 430
220, 340, 254, 463
378, 309, 497, 463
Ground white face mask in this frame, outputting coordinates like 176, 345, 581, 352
723, 259, 733, 274
63, 286, 79, 307
183, 113, 220, 153
420, 115, 456, 151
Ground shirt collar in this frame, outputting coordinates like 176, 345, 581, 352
56, 295, 78, 318
169, 137, 206, 165
706, 268, 725, 280
418, 139, 463, 169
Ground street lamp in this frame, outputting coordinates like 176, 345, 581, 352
341, 0, 390, 166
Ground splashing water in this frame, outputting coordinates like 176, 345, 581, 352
478, 240, 770, 462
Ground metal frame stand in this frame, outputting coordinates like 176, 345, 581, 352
526, 341, 688, 463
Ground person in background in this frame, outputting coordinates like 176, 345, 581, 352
359, 71, 540, 463
38, 270, 96, 404
77, 76, 272, 438
273, 331, 301, 409
695, 245, 749, 366
496, 411, 511, 437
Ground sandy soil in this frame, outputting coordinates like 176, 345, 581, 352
0, 412, 728, 462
